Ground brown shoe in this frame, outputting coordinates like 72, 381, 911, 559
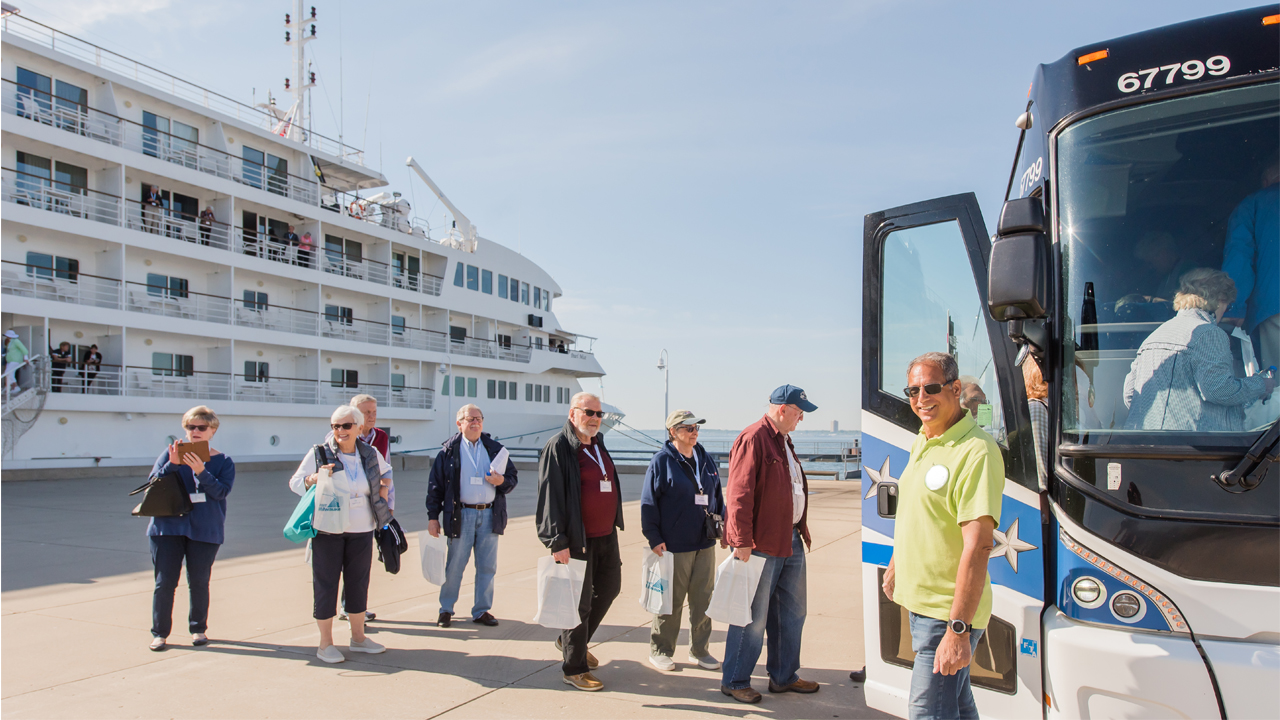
768, 677, 820, 694
554, 636, 599, 669
563, 672, 604, 691
721, 686, 762, 704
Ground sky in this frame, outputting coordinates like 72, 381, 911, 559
18, 0, 1267, 430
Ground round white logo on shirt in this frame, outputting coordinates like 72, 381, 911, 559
925, 465, 950, 491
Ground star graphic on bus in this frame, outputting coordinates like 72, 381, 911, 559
864, 456, 894, 500
990, 517, 1037, 573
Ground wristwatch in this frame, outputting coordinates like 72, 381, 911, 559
948, 618, 972, 635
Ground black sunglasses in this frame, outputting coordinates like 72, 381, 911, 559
184, 424, 209, 432
575, 408, 606, 418
904, 382, 952, 398
331, 422, 357, 430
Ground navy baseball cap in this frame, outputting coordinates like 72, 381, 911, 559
770, 384, 817, 412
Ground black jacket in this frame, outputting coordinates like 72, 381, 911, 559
536, 419, 624, 555
425, 432, 517, 538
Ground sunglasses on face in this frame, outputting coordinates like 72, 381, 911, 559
904, 382, 951, 398
331, 422, 356, 430
185, 424, 209, 432
676, 425, 700, 433
575, 408, 606, 418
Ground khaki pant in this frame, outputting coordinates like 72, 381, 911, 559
650, 545, 716, 658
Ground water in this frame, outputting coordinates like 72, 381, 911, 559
605, 425, 862, 478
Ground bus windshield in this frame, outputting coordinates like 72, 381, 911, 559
1057, 82, 1279, 446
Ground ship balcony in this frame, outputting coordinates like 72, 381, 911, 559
317, 381, 434, 410
392, 325, 449, 353
2, 259, 121, 309
320, 313, 390, 346
125, 281, 232, 324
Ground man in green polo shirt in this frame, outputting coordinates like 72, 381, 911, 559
882, 352, 1002, 720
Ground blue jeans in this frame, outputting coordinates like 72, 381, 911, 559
438, 507, 500, 618
721, 528, 807, 690
908, 612, 985, 720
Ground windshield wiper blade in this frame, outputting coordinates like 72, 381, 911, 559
1212, 422, 1279, 493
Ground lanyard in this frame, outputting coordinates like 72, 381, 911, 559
585, 444, 609, 480
462, 438, 488, 475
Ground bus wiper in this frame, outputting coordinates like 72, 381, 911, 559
1212, 421, 1278, 493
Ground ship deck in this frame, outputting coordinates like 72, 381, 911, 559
1, 470, 888, 719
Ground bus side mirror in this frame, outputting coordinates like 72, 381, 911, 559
877, 482, 898, 519
988, 198, 1049, 322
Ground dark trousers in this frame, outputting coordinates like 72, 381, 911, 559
150, 535, 220, 638
560, 530, 622, 676
83, 370, 97, 392
312, 532, 373, 620
51, 367, 65, 391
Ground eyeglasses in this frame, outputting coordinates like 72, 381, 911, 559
331, 422, 356, 430
462, 416, 484, 423
574, 408, 606, 418
676, 425, 700, 433
184, 424, 209, 432
904, 383, 951, 398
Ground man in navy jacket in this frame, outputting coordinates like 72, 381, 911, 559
426, 404, 518, 628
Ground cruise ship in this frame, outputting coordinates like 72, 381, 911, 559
0, 6, 610, 470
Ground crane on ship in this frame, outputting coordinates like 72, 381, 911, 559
406, 157, 479, 253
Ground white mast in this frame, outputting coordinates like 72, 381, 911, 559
280, 0, 317, 142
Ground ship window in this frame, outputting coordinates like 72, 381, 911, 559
556, 387, 563, 403
441, 375, 449, 395
54, 161, 87, 195
330, 369, 358, 388
152, 353, 193, 377
324, 305, 354, 326
497, 334, 512, 349
534, 286, 542, 309
454, 263, 465, 287
243, 290, 268, 311
147, 273, 188, 299
482, 269, 493, 294
508, 381, 517, 400
15, 151, 51, 200
242, 146, 265, 189
498, 274, 509, 299
544, 289, 551, 311
487, 379, 497, 399
467, 377, 477, 397
15, 67, 51, 118
449, 326, 467, 343
535, 384, 543, 402
143, 112, 169, 158
265, 153, 288, 196
544, 385, 551, 403
392, 316, 406, 335
392, 374, 405, 391
498, 380, 507, 400
510, 277, 520, 302
26, 252, 78, 281
244, 361, 269, 383
455, 376, 465, 396
526, 383, 533, 401
466, 265, 479, 291
534, 337, 544, 350
521, 282, 530, 305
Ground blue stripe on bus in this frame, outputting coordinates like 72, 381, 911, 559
863, 541, 893, 567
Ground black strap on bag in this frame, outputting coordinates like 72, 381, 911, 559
675, 451, 723, 541
375, 518, 408, 574
129, 470, 193, 517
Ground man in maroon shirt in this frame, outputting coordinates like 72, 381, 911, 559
720, 385, 820, 704
537, 392, 624, 692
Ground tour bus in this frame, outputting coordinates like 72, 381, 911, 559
860, 6, 1278, 718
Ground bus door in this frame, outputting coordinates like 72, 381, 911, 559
861, 193, 1046, 719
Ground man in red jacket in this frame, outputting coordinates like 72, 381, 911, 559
720, 385, 820, 704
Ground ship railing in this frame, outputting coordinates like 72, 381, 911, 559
321, 381, 434, 410
1, 15, 366, 164
125, 367, 232, 401
233, 299, 319, 336
391, 267, 444, 297
232, 227, 320, 269
1, 260, 122, 309
2, 167, 122, 226
234, 375, 319, 405
497, 343, 533, 363
123, 197, 235, 250
391, 326, 449, 353
48, 362, 124, 396
450, 336, 498, 360
321, 247, 390, 285
124, 281, 232, 324
2, 79, 124, 145
383, 385, 434, 410
322, 187, 429, 237
321, 314, 390, 346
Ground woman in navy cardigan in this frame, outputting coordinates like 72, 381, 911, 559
146, 406, 235, 651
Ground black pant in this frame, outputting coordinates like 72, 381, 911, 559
561, 529, 622, 676
51, 367, 65, 391
150, 535, 220, 638
312, 532, 373, 620
83, 370, 97, 392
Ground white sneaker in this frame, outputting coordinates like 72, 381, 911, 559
648, 654, 676, 671
349, 637, 386, 654
317, 645, 345, 663
688, 653, 721, 670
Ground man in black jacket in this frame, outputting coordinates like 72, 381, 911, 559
426, 404, 517, 629
537, 392, 623, 692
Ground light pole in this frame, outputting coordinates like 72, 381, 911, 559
656, 349, 668, 424
438, 360, 453, 423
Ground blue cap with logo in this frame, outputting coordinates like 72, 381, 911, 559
770, 384, 817, 412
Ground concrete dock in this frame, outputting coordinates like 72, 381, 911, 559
2, 466, 890, 719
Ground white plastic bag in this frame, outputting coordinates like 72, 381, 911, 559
419, 531, 448, 585
706, 554, 767, 627
532, 555, 587, 629
311, 466, 350, 534
639, 549, 674, 615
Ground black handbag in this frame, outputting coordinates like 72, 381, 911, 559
129, 471, 193, 517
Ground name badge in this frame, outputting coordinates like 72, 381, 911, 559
189, 493, 206, 503
349, 495, 367, 509
470, 475, 484, 486
694, 494, 709, 506
600, 480, 612, 493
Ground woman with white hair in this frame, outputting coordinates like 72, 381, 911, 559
289, 405, 394, 663
1124, 268, 1275, 431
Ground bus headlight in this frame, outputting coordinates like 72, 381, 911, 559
1111, 591, 1143, 619
1072, 576, 1103, 606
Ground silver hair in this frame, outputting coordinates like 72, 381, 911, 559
348, 394, 378, 408
330, 405, 364, 427
907, 352, 959, 384
456, 403, 482, 421
570, 392, 600, 409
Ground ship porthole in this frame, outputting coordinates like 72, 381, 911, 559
270, 435, 280, 446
